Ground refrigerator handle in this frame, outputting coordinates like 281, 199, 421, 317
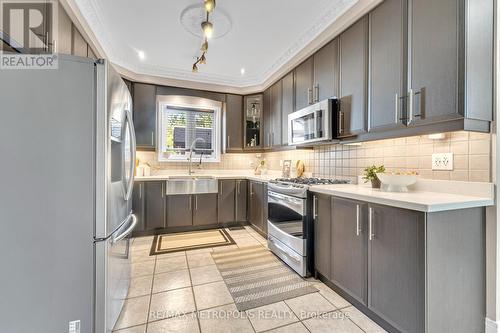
112, 213, 137, 244
124, 109, 137, 201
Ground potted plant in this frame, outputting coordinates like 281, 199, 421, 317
363, 165, 385, 189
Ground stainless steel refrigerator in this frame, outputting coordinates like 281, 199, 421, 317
0, 55, 137, 333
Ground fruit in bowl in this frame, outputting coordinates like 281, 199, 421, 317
375, 171, 419, 192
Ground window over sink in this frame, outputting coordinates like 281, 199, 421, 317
157, 95, 221, 162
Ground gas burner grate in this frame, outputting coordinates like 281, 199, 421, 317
274, 177, 351, 185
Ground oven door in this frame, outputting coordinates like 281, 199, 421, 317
267, 191, 306, 256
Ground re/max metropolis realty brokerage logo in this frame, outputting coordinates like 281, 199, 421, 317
0, 0, 58, 69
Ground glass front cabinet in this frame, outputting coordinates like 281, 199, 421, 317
244, 94, 263, 149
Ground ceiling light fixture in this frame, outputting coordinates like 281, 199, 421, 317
240, 68, 245, 75
204, 0, 216, 13
192, 3, 216, 72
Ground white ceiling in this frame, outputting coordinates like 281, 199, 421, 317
74, 0, 363, 89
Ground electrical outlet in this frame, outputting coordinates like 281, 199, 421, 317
432, 153, 453, 170
69, 320, 80, 333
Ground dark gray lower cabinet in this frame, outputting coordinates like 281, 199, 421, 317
144, 181, 167, 230
249, 181, 265, 233
166, 195, 192, 227
313, 193, 331, 280
193, 194, 218, 226
331, 198, 368, 305
132, 182, 145, 232
218, 180, 236, 223
235, 180, 248, 222
368, 204, 424, 333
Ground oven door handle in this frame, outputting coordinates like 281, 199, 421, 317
268, 192, 304, 216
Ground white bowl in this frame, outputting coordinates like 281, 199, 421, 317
376, 173, 418, 192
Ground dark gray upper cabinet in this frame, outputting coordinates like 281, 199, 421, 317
133, 83, 156, 150
249, 181, 265, 232
408, 0, 492, 129
270, 81, 282, 147
193, 194, 218, 226
339, 16, 368, 137
166, 195, 192, 227
243, 95, 264, 149
313, 38, 339, 102
218, 180, 236, 223
281, 72, 294, 145
144, 181, 166, 230
409, 0, 458, 125
225, 94, 243, 151
368, 204, 424, 333
294, 57, 314, 111
263, 88, 272, 148
235, 180, 248, 222
313, 193, 331, 280
131, 182, 145, 235
368, 0, 407, 132
331, 197, 367, 305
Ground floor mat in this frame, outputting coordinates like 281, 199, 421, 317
150, 229, 236, 255
212, 245, 317, 311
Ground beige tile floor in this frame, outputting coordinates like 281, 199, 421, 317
113, 226, 387, 333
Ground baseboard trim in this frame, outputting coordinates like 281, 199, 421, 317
486, 318, 499, 333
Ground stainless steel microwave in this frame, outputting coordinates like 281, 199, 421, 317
288, 98, 339, 145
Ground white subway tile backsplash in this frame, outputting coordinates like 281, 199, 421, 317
137, 131, 491, 183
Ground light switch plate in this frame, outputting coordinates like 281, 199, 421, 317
432, 153, 453, 170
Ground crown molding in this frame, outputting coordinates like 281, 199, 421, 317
63, 0, 382, 94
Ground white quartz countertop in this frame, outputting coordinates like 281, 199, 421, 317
309, 184, 494, 213
135, 172, 276, 183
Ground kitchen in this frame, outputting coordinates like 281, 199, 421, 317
0, 0, 499, 333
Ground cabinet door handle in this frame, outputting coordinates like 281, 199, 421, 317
356, 204, 361, 236
250, 183, 253, 196
308, 88, 313, 105
161, 183, 164, 198
394, 93, 399, 124
195, 195, 198, 210
313, 196, 317, 220
139, 183, 142, 199
237, 180, 240, 195
407, 89, 414, 125
338, 111, 344, 135
189, 195, 192, 211
314, 84, 319, 102
368, 207, 374, 240
151, 132, 154, 146
227, 135, 230, 149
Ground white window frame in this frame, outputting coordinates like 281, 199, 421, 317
156, 95, 222, 163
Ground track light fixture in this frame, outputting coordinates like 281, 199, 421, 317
201, 20, 213, 39
201, 39, 208, 52
204, 0, 216, 13
192, 2, 215, 72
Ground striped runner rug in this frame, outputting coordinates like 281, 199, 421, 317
211, 245, 317, 311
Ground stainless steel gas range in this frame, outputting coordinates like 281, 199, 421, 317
267, 177, 350, 276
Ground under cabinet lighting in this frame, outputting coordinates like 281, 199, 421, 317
428, 133, 446, 140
